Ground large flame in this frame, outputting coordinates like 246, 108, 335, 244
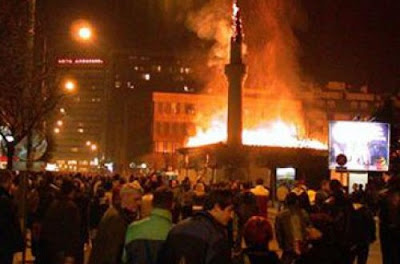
186, 110, 327, 150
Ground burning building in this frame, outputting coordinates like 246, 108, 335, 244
148, 1, 383, 188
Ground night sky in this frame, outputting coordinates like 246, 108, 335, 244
44, 0, 400, 92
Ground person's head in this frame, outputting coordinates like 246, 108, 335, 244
255, 178, 264, 186
244, 216, 273, 249
329, 179, 343, 194
359, 184, 364, 191
205, 189, 234, 226
153, 186, 174, 210
194, 182, 205, 194
0, 170, 13, 192
243, 181, 252, 191
285, 192, 298, 208
60, 178, 76, 199
321, 180, 330, 192
352, 183, 359, 192
170, 179, 178, 189
120, 181, 143, 212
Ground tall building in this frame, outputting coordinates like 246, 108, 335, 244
51, 57, 108, 171
105, 51, 200, 174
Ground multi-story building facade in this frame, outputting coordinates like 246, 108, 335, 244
51, 57, 108, 171
105, 51, 200, 174
151, 81, 384, 158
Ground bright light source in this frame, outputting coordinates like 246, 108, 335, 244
54, 128, 60, 134
91, 144, 97, 151
5, 135, 14, 142
60, 108, 66, 114
78, 128, 84, 133
64, 80, 76, 91
86, 141, 91, 146
78, 27, 92, 40
143, 73, 150, 81
57, 120, 63, 126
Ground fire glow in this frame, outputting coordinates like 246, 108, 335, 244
186, 110, 327, 150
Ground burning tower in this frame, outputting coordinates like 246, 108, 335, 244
225, 0, 246, 146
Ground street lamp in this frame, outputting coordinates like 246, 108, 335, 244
78, 27, 92, 40
71, 20, 94, 42
64, 80, 76, 92
91, 144, 97, 151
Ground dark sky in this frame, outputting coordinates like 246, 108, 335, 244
300, 0, 400, 92
44, 0, 400, 92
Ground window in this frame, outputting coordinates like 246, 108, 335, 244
350, 101, 358, 110
327, 100, 336, 109
185, 104, 195, 115
164, 103, 172, 114
158, 102, 163, 114
360, 102, 368, 110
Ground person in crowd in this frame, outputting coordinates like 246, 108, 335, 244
315, 180, 330, 206
159, 189, 234, 264
123, 186, 174, 264
141, 185, 154, 218
89, 182, 143, 264
0, 170, 23, 264
276, 183, 289, 211
325, 179, 354, 264
193, 182, 206, 213
38, 178, 81, 264
89, 187, 109, 235
378, 176, 400, 264
180, 182, 194, 220
242, 216, 280, 264
275, 192, 311, 264
169, 179, 182, 223
349, 192, 376, 264
292, 181, 311, 213
251, 178, 269, 217
233, 186, 259, 252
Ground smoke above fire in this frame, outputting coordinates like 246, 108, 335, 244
185, 0, 325, 149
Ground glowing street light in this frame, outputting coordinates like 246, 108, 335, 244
78, 26, 92, 40
86, 141, 91, 146
71, 20, 94, 42
64, 80, 76, 92
57, 120, 63, 126
54, 128, 60, 134
91, 144, 97, 151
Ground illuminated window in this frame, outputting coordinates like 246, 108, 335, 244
158, 102, 163, 114
115, 81, 121, 88
143, 73, 151, 81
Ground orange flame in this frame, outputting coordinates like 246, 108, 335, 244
186, 109, 327, 150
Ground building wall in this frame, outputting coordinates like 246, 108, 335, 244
152, 82, 383, 156
51, 59, 107, 171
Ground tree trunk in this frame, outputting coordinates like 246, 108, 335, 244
6, 142, 15, 170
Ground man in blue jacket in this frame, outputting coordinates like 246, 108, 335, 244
158, 188, 234, 264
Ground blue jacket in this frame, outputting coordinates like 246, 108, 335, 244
158, 211, 232, 264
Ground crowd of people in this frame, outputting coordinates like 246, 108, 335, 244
1, 170, 400, 264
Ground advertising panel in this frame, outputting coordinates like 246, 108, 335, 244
329, 121, 390, 171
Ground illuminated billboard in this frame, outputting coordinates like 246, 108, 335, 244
329, 121, 390, 171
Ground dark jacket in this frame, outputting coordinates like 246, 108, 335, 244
123, 208, 172, 264
349, 203, 376, 245
0, 187, 23, 261
39, 195, 81, 263
158, 211, 232, 264
275, 208, 310, 252
89, 206, 132, 264
243, 247, 280, 264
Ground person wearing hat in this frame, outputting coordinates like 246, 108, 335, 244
89, 182, 143, 264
